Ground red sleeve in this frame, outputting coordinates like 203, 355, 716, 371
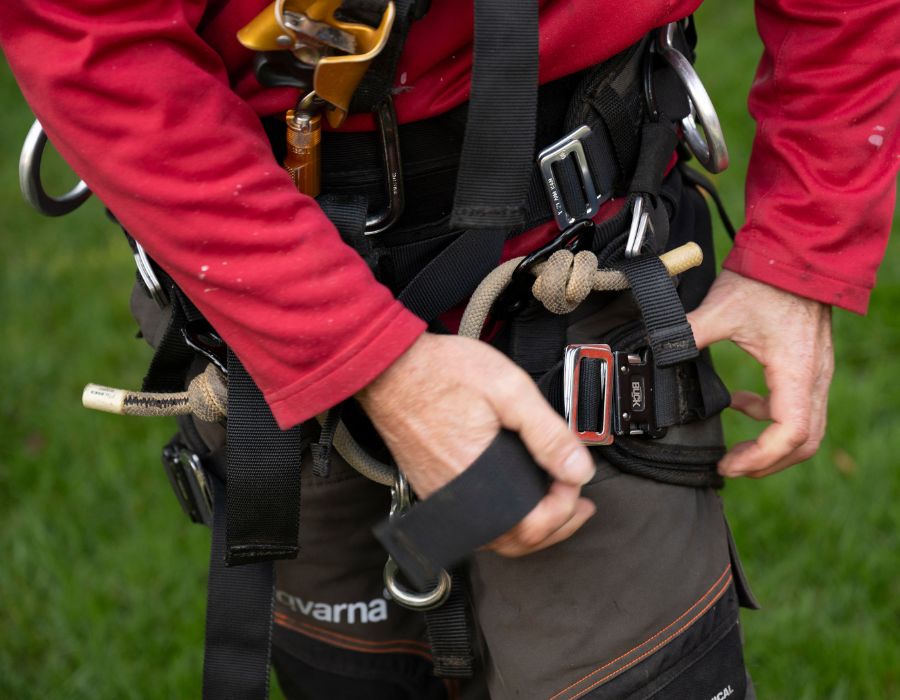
0, 0, 425, 429
722, 0, 900, 314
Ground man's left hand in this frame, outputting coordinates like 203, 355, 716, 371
687, 270, 834, 478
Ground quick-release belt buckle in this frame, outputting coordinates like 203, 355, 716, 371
538, 125, 606, 230
564, 344, 664, 445
161, 442, 214, 527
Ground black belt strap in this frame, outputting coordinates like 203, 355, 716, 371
203, 477, 276, 700
374, 430, 547, 590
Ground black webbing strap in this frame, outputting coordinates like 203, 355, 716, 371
141, 285, 203, 393
399, 0, 539, 322
203, 477, 276, 700
576, 357, 606, 434
654, 357, 730, 429
374, 430, 547, 590
225, 351, 304, 565
620, 256, 698, 368
450, 0, 538, 230
424, 569, 475, 678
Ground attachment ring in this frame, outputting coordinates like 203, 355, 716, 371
19, 120, 92, 217
656, 24, 729, 173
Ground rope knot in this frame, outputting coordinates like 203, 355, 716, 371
531, 249, 599, 314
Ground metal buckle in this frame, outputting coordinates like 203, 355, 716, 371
161, 442, 214, 527
612, 350, 665, 438
565, 345, 666, 444
564, 344, 615, 445
538, 125, 606, 230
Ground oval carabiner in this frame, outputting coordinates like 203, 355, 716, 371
19, 120, 92, 217
383, 557, 452, 611
382, 470, 452, 611
656, 24, 729, 174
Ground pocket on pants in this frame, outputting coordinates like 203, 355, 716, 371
585, 584, 748, 700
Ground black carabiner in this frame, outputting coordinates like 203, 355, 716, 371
492, 219, 595, 319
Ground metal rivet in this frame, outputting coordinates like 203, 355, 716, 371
276, 34, 293, 47
622, 412, 630, 420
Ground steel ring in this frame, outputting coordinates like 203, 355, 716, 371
19, 120, 92, 217
383, 557, 452, 611
656, 24, 729, 173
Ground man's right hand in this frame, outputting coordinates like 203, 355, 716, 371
356, 332, 596, 557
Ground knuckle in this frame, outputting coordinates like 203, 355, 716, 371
786, 426, 809, 449
516, 524, 546, 550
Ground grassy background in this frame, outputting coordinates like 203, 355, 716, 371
1, 3, 897, 698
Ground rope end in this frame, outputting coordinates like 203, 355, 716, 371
82, 384, 127, 415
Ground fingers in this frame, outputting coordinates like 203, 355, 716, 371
489, 481, 596, 557
720, 362, 829, 478
488, 369, 595, 487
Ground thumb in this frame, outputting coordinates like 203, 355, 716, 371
488, 371, 595, 487
686, 296, 734, 351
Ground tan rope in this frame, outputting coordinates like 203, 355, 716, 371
459, 242, 703, 339
82, 363, 227, 420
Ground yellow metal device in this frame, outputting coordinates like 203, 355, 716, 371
238, 0, 395, 128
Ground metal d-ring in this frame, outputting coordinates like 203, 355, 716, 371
656, 23, 729, 174
19, 119, 92, 217
382, 470, 452, 611
384, 557, 452, 611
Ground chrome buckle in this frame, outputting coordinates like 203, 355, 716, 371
538, 125, 606, 230
564, 344, 614, 445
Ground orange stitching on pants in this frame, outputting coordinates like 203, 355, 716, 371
274, 614, 434, 660
549, 564, 733, 700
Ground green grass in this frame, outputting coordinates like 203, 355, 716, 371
1, 3, 897, 698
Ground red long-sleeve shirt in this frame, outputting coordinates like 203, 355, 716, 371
1, 1, 897, 429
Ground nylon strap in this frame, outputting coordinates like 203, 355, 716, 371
450, 0, 539, 230
225, 351, 304, 565
203, 477, 276, 700
424, 569, 475, 678
620, 256, 698, 368
374, 430, 547, 590
399, 0, 539, 322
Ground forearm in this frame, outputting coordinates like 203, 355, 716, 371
0, 0, 426, 427
725, 0, 900, 313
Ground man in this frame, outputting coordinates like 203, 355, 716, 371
1, 1, 896, 698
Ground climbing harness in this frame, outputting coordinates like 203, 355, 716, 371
18, 2, 736, 696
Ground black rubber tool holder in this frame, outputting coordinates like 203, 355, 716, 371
374, 430, 549, 590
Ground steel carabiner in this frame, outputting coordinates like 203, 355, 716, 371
382, 470, 452, 611
19, 119, 92, 217
646, 23, 729, 174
